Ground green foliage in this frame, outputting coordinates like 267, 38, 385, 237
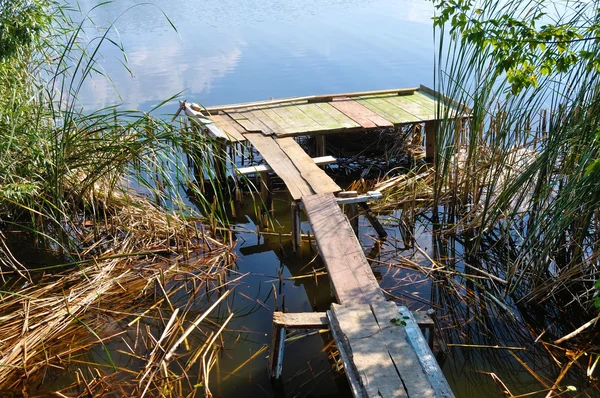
0, 0, 49, 60
432, 0, 600, 95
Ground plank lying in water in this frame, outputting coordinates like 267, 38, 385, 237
275, 137, 341, 195
243, 133, 314, 200
302, 193, 383, 304
330, 97, 394, 128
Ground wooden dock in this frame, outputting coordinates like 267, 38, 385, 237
184, 86, 462, 397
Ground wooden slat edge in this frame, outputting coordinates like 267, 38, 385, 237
398, 306, 455, 398
419, 85, 472, 114
200, 88, 420, 114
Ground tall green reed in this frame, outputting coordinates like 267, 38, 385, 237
431, 0, 600, 309
0, 1, 229, 263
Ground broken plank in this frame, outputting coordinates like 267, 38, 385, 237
210, 114, 246, 142
248, 108, 288, 136
371, 301, 440, 398
275, 137, 341, 195
244, 133, 313, 200
335, 191, 382, 204
225, 110, 262, 133
302, 193, 383, 304
330, 98, 393, 128
239, 109, 278, 135
331, 303, 407, 397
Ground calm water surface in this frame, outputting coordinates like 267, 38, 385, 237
63, 1, 572, 397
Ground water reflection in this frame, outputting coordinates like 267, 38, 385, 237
71, 0, 434, 111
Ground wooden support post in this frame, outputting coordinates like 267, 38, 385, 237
425, 121, 437, 162
338, 191, 359, 236
358, 202, 387, 239
291, 201, 302, 252
269, 323, 286, 379
259, 171, 272, 226
315, 134, 326, 157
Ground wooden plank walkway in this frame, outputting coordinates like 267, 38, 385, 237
185, 85, 459, 397
197, 85, 467, 141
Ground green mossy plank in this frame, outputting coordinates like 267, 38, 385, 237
259, 106, 297, 135
295, 103, 346, 130
271, 104, 314, 134
314, 103, 361, 128
386, 95, 435, 121
357, 95, 419, 124
284, 104, 325, 132
248, 108, 288, 136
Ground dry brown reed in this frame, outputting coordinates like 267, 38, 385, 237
0, 187, 237, 397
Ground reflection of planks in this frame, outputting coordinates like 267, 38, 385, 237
302, 193, 383, 304
203, 85, 468, 142
329, 301, 454, 398
243, 134, 341, 201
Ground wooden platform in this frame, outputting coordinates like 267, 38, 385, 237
190, 85, 467, 142
185, 86, 457, 397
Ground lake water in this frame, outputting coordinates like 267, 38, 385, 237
74, 0, 434, 111
62, 1, 597, 397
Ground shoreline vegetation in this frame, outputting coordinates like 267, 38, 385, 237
0, 1, 237, 396
1, 0, 600, 396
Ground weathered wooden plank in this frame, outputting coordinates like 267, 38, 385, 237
226, 110, 262, 133
398, 306, 455, 398
236, 109, 277, 135
273, 312, 328, 329
244, 133, 313, 200
314, 102, 361, 129
270, 104, 311, 134
284, 105, 326, 132
248, 108, 288, 136
236, 155, 336, 175
302, 193, 383, 304
357, 95, 420, 124
331, 303, 407, 397
210, 114, 247, 142
371, 301, 439, 398
276, 137, 341, 195
327, 309, 366, 398
385, 95, 435, 121
259, 106, 297, 135
330, 98, 393, 128
296, 103, 347, 130
201, 87, 419, 114
336, 190, 382, 204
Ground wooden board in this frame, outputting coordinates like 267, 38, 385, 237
210, 114, 246, 142
330, 98, 393, 128
225, 110, 262, 133
302, 193, 383, 304
275, 137, 341, 195
331, 303, 407, 397
273, 312, 328, 328
296, 103, 350, 130
371, 302, 439, 398
357, 95, 420, 125
385, 95, 436, 121
283, 104, 326, 132
244, 133, 313, 200
398, 306, 455, 398
248, 109, 288, 136
315, 102, 362, 129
